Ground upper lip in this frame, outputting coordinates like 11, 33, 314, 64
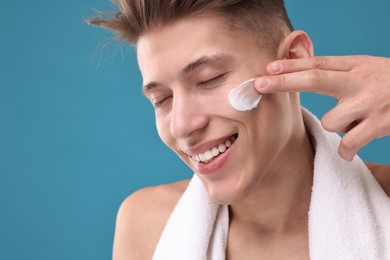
182, 133, 237, 157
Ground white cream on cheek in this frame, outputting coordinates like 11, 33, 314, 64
228, 78, 262, 111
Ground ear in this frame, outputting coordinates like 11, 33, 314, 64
277, 30, 314, 60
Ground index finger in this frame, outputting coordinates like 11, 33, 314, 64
266, 56, 365, 75
255, 70, 351, 98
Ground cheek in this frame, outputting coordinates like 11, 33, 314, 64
202, 84, 239, 116
155, 116, 172, 148
210, 86, 258, 123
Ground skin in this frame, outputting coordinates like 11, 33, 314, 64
112, 14, 390, 260
257, 56, 390, 161
257, 56, 390, 194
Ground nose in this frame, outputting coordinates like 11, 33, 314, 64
170, 93, 208, 139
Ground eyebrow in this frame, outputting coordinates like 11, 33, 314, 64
142, 53, 231, 96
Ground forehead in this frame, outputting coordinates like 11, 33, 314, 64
136, 14, 259, 80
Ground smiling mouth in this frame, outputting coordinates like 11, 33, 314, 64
190, 134, 237, 164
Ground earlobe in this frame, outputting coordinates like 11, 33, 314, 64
277, 30, 314, 60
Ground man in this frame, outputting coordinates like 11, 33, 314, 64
88, 1, 390, 259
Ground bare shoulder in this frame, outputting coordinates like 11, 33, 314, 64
366, 162, 390, 197
113, 179, 190, 260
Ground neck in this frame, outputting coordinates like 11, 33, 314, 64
229, 115, 314, 235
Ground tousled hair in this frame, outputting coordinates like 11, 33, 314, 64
88, 0, 294, 50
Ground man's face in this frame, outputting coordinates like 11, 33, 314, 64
137, 14, 295, 204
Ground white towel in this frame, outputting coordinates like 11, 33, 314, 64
153, 108, 390, 260
305, 108, 390, 260
152, 174, 228, 260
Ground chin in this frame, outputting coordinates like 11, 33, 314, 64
204, 181, 251, 205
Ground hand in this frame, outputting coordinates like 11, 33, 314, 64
255, 55, 390, 161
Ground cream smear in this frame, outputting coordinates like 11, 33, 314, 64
228, 78, 262, 111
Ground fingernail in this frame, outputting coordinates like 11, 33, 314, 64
270, 62, 282, 73
257, 77, 270, 89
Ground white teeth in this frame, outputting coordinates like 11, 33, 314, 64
212, 147, 219, 156
204, 150, 213, 160
218, 143, 226, 153
189, 136, 237, 163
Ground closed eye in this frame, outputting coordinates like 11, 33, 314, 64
153, 95, 172, 108
198, 73, 228, 88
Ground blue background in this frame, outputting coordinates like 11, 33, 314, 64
1, 0, 389, 259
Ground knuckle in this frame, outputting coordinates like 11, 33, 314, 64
356, 55, 370, 62
359, 72, 373, 83
312, 56, 327, 69
358, 94, 376, 111
340, 135, 358, 151
321, 114, 333, 131
306, 69, 325, 85
276, 74, 286, 86
354, 55, 373, 65
354, 64, 379, 85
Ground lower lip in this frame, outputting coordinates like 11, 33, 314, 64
192, 139, 236, 175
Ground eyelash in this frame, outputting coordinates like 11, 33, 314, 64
198, 73, 227, 88
153, 73, 228, 108
153, 96, 172, 108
